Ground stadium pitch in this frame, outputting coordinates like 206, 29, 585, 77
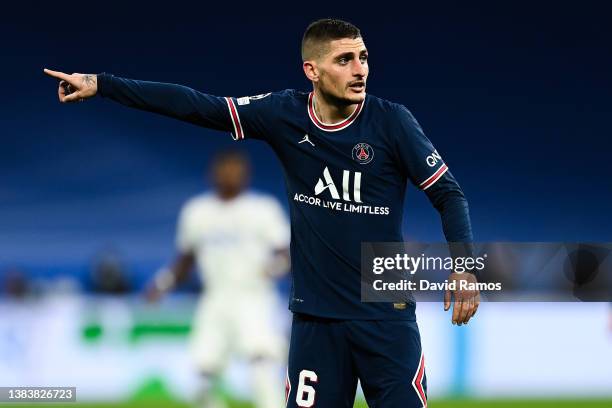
2, 399, 612, 408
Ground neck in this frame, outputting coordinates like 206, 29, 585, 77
217, 189, 242, 201
313, 89, 359, 123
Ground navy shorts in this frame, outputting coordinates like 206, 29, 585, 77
285, 313, 427, 408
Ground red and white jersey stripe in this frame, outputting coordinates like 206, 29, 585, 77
225, 97, 245, 140
419, 164, 448, 190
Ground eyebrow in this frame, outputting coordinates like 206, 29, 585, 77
334, 50, 368, 60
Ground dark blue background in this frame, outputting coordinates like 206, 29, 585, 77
1, 2, 610, 284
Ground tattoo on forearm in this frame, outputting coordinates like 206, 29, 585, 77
82, 74, 96, 88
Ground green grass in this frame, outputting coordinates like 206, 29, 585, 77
428, 399, 612, 408
2, 399, 612, 408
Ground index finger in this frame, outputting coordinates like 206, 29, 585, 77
43, 68, 71, 82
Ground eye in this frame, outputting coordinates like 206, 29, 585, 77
360, 54, 368, 63
338, 57, 349, 65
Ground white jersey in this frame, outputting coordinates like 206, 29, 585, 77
176, 191, 290, 296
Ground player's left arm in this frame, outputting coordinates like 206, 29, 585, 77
394, 105, 479, 325
424, 172, 480, 326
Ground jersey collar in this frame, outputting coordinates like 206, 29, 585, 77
307, 92, 364, 132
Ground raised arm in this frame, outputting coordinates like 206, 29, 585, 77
43, 69, 231, 131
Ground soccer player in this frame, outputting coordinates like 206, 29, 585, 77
45, 18, 479, 408
146, 150, 291, 408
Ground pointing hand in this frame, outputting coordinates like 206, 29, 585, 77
43, 68, 98, 103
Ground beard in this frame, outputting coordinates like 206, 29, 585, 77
318, 81, 366, 106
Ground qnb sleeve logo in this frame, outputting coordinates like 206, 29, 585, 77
426, 150, 443, 167
236, 92, 271, 106
314, 166, 362, 203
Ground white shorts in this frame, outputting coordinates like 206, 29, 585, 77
189, 292, 287, 373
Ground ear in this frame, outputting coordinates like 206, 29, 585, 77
303, 61, 319, 82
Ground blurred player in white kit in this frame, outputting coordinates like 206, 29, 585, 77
147, 149, 291, 408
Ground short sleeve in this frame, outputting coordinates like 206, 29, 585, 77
175, 203, 198, 254
394, 105, 449, 190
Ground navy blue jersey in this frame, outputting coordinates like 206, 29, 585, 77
97, 74, 472, 320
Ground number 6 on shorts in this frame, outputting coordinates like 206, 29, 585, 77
296, 369, 318, 407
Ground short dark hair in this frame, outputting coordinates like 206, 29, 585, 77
301, 19, 362, 61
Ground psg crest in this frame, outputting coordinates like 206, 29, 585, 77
352, 143, 374, 164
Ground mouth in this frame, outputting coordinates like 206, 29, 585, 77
348, 81, 366, 92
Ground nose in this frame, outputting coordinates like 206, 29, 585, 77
352, 59, 367, 78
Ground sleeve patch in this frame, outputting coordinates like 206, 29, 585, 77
237, 96, 250, 106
